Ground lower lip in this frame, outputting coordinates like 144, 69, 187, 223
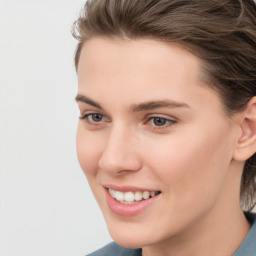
105, 189, 160, 217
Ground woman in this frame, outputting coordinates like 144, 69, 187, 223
73, 0, 256, 255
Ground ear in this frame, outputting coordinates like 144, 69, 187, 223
233, 96, 256, 162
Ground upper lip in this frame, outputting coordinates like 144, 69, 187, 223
104, 184, 161, 192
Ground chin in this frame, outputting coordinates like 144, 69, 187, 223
106, 220, 162, 249
110, 232, 148, 249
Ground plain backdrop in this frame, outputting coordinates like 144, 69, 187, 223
0, 0, 111, 255
1, 1, 256, 256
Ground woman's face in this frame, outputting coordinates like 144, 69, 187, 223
76, 38, 241, 248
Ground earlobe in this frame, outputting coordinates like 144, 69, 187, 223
233, 96, 256, 162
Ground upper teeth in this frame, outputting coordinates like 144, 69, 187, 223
108, 189, 159, 204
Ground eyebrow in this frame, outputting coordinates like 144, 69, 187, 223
75, 94, 103, 110
132, 100, 190, 112
75, 94, 189, 112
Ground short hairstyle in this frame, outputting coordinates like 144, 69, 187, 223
72, 0, 256, 211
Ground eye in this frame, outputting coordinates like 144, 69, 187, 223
79, 112, 108, 125
89, 113, 104, 122
148, 116, 177, 129
151, 117, 168, 126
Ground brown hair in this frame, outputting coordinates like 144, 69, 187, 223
72, 0, 256, 211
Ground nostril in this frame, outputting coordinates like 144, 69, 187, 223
98, 151, 142, 174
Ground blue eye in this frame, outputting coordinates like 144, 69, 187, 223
151, 117, 168, 126
89, 113, 104, 122
80, 113, 106, 123
148, 116, 176, 129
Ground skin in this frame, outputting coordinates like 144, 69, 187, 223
76, 37, 254, 256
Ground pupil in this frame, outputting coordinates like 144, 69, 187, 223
153, 117, 166, 126
92, 114, 103, 122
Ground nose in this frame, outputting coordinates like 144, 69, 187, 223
98, 125, 142, 175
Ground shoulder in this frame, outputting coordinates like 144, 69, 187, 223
86, 242, 142, 256
233, 212, 256, 256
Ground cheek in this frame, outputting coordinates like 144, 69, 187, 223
146, 124, 234, 207
76, 124, 102, 178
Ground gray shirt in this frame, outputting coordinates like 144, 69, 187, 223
87, 212, 256, 256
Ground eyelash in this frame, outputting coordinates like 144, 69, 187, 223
79, 112, 177, 130
79, 112, 108, 124
147, 116, 177, 129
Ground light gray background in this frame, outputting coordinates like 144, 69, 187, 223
1, 1, 256, 256
0, 1, 111, 255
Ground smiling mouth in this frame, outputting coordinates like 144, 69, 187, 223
108, 188, 161, 204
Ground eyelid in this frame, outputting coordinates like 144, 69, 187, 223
146, 114, 177, 129
146, 113, 177, 121
79, 111, 110, 124
79, 110, 177, 131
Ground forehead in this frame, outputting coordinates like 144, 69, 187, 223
78, 37, 201, 87
77, 37, 223, 114
78, 37, 200, 74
